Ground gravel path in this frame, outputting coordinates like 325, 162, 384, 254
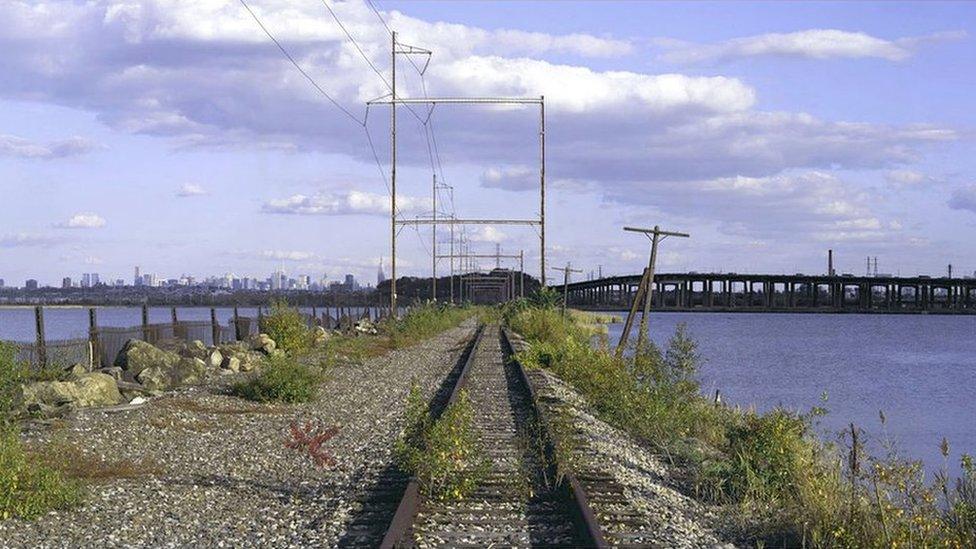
0, 320, 478, 548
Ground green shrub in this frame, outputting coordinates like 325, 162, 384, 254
394, 383, 488, 501
260, 300, 315, 356
231, 357, 322, 404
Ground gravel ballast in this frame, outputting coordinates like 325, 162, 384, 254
0, 320, 477, 548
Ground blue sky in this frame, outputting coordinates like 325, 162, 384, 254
0, 0, 974, 287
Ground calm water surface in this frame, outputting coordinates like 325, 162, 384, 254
0, 306, 375, 343
599, 312, 976, 476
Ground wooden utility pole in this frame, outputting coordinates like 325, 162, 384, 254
551, 263, 582, 316
390, 30, 397, 315
615, 225, 690, 357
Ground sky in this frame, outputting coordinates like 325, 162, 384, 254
0, 0, 974, 287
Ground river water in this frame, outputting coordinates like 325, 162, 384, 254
598, 312, 976, 476
0, 306, 377, 343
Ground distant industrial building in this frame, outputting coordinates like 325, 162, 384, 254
62, 277, 72, 288
25, 279, 38, 290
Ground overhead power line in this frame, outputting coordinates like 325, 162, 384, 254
238, 0, 362, 126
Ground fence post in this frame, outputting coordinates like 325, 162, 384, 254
210, 308, 219, 346
88, 308, 99, 369
171, 307, 178, 339
141, 303, 149, 342
233, 306, 241, 341
34, 306, 47, 371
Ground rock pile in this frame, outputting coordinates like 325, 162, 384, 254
16, 334, 278, 417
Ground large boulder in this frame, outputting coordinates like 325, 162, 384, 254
136, 357, 207, 391
206, 349, 223, 369
221, 355, 241, 373
17, 373, 122, 414
182, 340, 209, 361
248, 333, 276, 354
115, 339, 180, 376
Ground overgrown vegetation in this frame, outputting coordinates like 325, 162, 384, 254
0, 342, 83, 520
231, 355, 322, 404
314, 301, 476, 367
394, 382, 488, 501
259, 299, 315, 356
504, 295, 976, 547
385, 301, 476, 349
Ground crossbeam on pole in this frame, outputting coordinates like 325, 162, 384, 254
398, 218, 541, 226
367, 97, 543, 105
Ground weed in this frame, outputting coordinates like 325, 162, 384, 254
394, 383, 488, 501
0, 428, 83, 520
284, 421, 339, 468
231, 356, 322, 404
260, 299, 315, 356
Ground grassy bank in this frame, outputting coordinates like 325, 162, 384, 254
505, 299, 976, 547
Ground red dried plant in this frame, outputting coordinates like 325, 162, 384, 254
285, 421, 340, 468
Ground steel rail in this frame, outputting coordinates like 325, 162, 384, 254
379, 325, 485, 549
501, 328, 609, 549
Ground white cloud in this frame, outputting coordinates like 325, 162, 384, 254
259, 250, 316, 261
0, 233, 59, 248
884, 169, 943, 188
262, 190, 424, 216
468, 226, 508, 243
658, 29, 966, 64
948, 185, 976, 214
0, 134, 96, 159
176, 182, 207, 197
480, 166, 536, 191
58, 213, 106, 229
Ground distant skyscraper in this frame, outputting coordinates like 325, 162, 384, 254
134, 266, 141, 286
377, 259, 386, 285
62, 277, 72, 289
91, 273, 100, 286
81, 273, 92, 288
25, 279, 38, 290
0, 279, 5, 289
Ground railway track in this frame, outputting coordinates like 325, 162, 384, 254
379, 324, 606, 548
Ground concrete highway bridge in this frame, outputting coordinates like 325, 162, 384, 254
564, 272, 976, 314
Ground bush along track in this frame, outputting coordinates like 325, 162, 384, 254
504, 297, 976, 547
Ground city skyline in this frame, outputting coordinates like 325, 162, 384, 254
1, 1, 975, 286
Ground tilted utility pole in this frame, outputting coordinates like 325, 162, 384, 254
551, 263, 582, 316
615, 225, 690, 357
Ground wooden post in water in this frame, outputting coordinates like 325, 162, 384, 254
210, 308, 219, 346
141, 304, 150, 342
34, 306, 47, 371
171, 307, 179, 339
88, 308, 99, 369
233, 306, 241, 341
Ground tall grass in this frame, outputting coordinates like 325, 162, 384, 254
506, 301, 976, 546
0, 341, 83, 520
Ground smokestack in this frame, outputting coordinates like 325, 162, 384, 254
828, 249, 834, 276
948, 264, 953, 279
